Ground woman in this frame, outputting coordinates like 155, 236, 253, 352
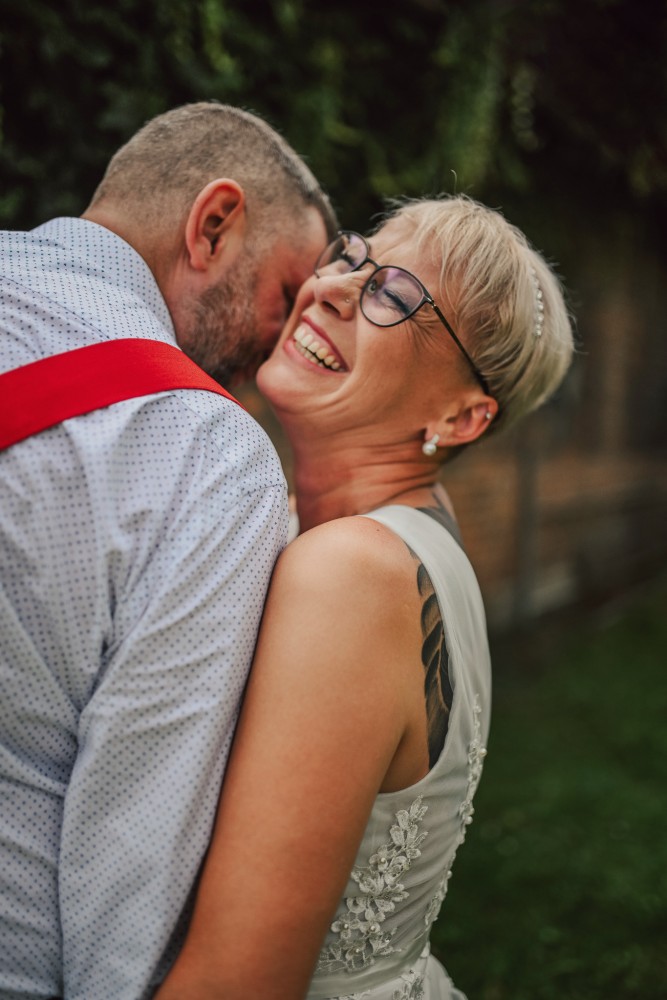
155, 195, 573, 999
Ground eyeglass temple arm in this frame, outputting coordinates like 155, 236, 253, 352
429, 301, 491, 397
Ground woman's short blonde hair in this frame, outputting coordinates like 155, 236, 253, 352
386, 195, 574, 430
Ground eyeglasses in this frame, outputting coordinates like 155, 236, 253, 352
315, 230, 491, 396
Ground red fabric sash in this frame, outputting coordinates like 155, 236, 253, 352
0, 338, 242, 452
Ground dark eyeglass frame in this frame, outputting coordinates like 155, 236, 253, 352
315, 230, 491, 397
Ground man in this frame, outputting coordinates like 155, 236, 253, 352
0, 102, 335, 999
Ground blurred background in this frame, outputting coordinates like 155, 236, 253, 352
1, 1, 665, 996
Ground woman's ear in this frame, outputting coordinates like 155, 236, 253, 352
434, 398, 498, 448
184, 179, 247, 273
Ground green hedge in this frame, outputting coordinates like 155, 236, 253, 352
2, 0, 666, 230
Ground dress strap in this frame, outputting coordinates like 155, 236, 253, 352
417, 501, 464, 550
0, 338, 242, 452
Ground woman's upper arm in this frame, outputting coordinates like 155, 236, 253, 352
156, 518, 417, 1000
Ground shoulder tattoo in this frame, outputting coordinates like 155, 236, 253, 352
410, 549, 453, 769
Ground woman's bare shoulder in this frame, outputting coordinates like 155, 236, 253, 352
266, 514, 419, 649
281, 514, 413, 583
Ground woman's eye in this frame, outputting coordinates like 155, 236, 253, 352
381, 286, 411, 315
338, 250, 357, 267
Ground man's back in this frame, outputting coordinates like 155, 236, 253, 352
0, 219, 288, 998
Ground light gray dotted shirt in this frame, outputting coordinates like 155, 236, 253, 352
0, 218, 288, 999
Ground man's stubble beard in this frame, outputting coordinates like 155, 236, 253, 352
185, 254, 265, 389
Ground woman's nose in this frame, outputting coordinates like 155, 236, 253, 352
313, 272, 362, 317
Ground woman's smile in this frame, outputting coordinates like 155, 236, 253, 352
286, 316, 349, 373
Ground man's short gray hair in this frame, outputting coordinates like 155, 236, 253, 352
88, 101, 337, 240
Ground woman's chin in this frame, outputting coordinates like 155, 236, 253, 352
256, 352, 294, 412
255, 352, 276, 397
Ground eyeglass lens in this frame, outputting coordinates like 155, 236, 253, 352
316, 233, 425, 328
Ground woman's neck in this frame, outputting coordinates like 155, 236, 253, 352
289, 441, 444, 532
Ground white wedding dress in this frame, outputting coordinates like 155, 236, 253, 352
305, 505, 492, 1000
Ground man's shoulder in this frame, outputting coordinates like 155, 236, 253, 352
162, 388, 286, 494
0, 385, 285, 529
66, 386, 286, 503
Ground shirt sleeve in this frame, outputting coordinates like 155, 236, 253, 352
57, 393, 288, 1000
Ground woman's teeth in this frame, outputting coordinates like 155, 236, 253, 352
293, 327, 342, 370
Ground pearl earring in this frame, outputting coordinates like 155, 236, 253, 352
422, 433, 440, 456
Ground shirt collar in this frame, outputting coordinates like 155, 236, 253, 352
32, 217, 176, 341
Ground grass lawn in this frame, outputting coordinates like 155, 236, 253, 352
431, 574, 667, 1000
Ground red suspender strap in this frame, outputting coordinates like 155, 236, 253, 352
0, 338, 243, 452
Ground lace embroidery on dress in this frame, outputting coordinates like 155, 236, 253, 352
423, 694, 487, 928
391, 970, 426, 999
458, 693, 487, 834
317, 797, 429, 975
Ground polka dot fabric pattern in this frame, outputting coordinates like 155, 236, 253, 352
0, 219, 288, 999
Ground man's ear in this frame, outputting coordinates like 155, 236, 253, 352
184, 179, 246, 273
433, 398, 498, 448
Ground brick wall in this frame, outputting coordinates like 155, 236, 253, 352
443, 436, 667, 630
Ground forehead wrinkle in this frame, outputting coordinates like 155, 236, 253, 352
367, 229, 406, 265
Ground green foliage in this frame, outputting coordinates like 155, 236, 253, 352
431, 576, 667, 999
1, 0, 666, 230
